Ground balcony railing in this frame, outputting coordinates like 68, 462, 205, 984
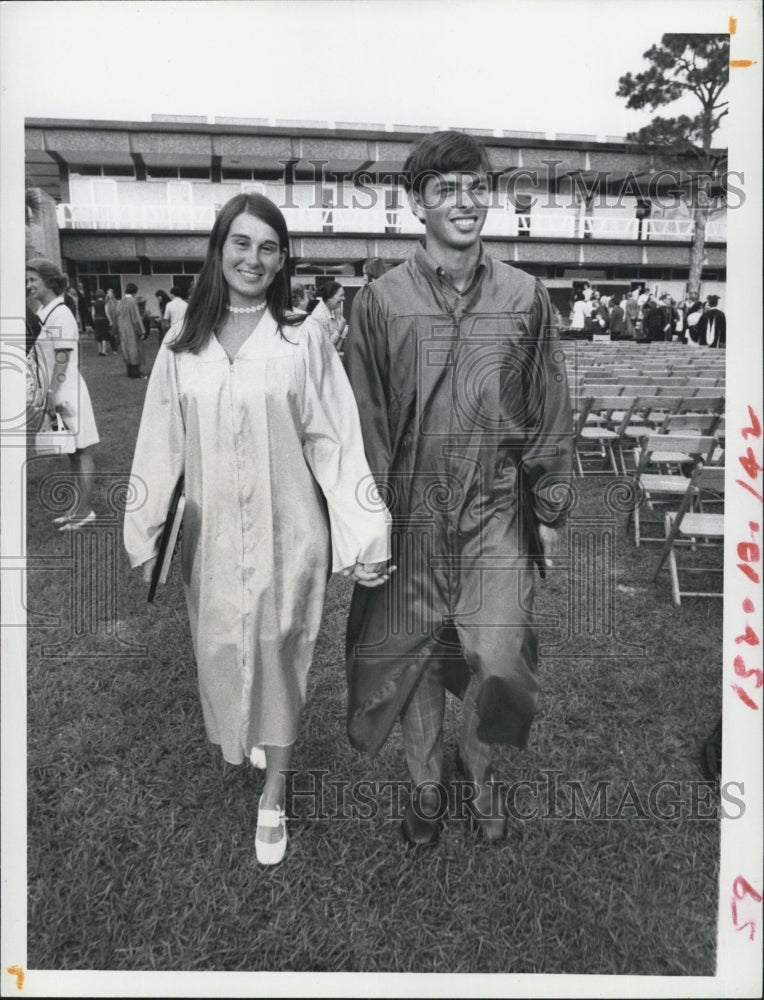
56, 203, 727, 242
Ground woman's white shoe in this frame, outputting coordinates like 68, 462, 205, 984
255, 798, 288, 865
59, 510, 96, 531
249, 746, 266, 769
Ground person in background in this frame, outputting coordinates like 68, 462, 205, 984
115, 282, 147, 378
657, 293, 676, 342
104, 288, 119, 353
26, 258, 100, 529
361, 257, 387, 286
570, 291, 587, 333
76, 281, 92, 334
346, 259, 388, 360
591, 290, 609, 339
155, 289, 171, 342
92, 289, 112, 356
311, 281, 348, 350
633, 290, 650, 344
163, 286, 188, 334
672, 297, 686, 341
290, 283, 310, 315
696, 294, 725, 348
684, 298, 705, 345
304, 283, 319, 314
25, 291, 46, 432
623, 288, 640, 341
124, 192, 391, 866
608, 294, 625, 341
643, 294, 664, 343
64, 285, 79, 326
136, 294, 153, 341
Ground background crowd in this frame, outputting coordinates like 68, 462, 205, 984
45, 256, 391, 369
565, 281, 726, 347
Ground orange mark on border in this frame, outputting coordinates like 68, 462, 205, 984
729, 16, 737, 34
6, 966, 25, 990
730, 59, 757, 67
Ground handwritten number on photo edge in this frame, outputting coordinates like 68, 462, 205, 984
731, 876, 762, 941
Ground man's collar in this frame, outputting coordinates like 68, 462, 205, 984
414, 242, 488, 288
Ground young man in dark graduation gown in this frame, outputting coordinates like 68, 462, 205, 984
343, 131, 574, 846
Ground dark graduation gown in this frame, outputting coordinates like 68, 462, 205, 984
695, 307, 726, 348
343, 245, 574, 756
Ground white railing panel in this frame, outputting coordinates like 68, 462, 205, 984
644, 218, 694, 241
705, 218, 727, 241
529, 213, 577, 238
585, 216, 640, 240
54, 204, 727, 244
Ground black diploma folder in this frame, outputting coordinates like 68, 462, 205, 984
148, 476, 186, 603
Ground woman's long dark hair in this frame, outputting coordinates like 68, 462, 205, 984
171, 193, 300, 353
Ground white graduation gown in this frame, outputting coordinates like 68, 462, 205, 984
124, 311, 390, 763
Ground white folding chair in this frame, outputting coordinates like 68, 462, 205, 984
575, 395, 636, 476
652, 465, 725, 606
629, 433, 716, 546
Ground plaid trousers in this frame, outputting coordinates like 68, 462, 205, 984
400, 665, 493, 786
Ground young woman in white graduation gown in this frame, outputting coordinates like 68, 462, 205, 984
124, 193, 392, 865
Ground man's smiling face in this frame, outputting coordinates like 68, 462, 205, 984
410, 171, 490, 254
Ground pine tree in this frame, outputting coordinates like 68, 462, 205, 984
617, 34, 729, 300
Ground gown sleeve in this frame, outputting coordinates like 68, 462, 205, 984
342, 284, 392, 480
520, 279, 575, 526
123, 337, 186, 568
299, 318, 391, 573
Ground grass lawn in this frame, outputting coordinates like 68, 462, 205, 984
24, 334, 722, 975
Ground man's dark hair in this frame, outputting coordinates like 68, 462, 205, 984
170, 286, 182, 297
125, 282, 138, 295
401, 130, 492, 199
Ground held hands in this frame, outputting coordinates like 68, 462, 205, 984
343, 560, 397, 587
538, 523, 560, 569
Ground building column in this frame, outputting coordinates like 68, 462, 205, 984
26, 188, 62, 266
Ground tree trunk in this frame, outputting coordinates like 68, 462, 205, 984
687, 201, 709, 302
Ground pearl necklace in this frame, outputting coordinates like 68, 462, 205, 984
227, 301, 266, 314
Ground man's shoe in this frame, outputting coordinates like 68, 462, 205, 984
400, 784, 445, 848
455, 748, 506, 842
466, 779, 507, 842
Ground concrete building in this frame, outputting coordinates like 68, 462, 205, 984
24, 115, 727, 321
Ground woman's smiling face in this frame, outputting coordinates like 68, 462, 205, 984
221, 212, 286, 308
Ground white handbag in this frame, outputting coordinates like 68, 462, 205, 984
33, 412, 76, 455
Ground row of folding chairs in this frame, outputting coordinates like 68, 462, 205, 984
572, 393, 724, 477
579, 373, 722, 384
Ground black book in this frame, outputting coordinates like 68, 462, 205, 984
148, 476, 186, 603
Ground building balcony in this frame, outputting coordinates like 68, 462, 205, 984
55, 203, 727, 243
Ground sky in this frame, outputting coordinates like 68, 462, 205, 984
0, 0, 743, 142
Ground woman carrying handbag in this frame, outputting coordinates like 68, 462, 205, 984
26, 258, 100, 529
